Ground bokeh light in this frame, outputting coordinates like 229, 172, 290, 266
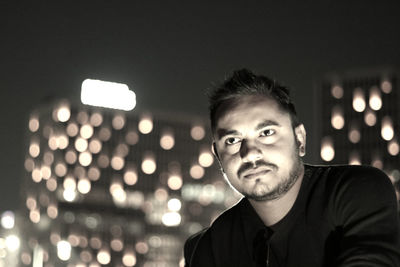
352, 87, 366, 112
381, 116, 394, 141
331, 85, 343, 99
331, 106, 345, 130
138, 115, 153, 134
321, 137, 335, 162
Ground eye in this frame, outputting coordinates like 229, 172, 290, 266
260, 129, 275, 137
225, 137, 241, 145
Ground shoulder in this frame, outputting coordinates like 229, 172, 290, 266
325, 164, 393, 193
308, 164, 393, 192
183, 199, 244, 266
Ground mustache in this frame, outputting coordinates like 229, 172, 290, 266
237, 161, 278, 178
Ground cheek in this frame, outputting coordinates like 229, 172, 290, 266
220, 153, 240, 172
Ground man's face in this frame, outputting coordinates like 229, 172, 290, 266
213, 95, 306, 201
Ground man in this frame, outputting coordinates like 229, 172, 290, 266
184, 69, 400, 267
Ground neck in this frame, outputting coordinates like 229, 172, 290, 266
248, 165, 304, 226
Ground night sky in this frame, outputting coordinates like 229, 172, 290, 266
1, 1, 400, 211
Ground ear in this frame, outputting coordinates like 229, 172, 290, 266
294, 124, 306, 157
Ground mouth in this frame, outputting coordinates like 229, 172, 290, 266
242, 168, 271, 179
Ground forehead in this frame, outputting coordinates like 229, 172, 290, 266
215, 95, 291, 130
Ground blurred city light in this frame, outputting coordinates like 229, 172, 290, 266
1, 211, 15, 229
331, 106, 345, 130
352, 87, 366, 112
162, 212, 181, 227
138, 115, 153, 134
369, 86, 382, 111
57, 240, 71, 261
81, 79, 136, 111
381, 116, 394, 141
381, 79, 392, 94
321, 137, 335, 162
5, 235, 20, 252
331, 85, 343, 99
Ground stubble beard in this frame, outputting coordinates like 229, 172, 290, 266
243, 155, 303, 202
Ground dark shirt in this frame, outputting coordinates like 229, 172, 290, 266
184, 165, 400, 267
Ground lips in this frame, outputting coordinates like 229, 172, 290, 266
242, 168, 271, 179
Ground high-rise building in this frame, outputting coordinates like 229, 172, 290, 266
20, 100, 240, 267
315, 67, 400, 182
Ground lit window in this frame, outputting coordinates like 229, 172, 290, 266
63, 176, 76, 191
352, 87, 366, 112
29, 141, 40, 158
331, 85, 343, 99
54, 162, 67, 177
77, 178, 91, 194
381, 116, 394, 141
138, 115, 153, 134
364, 108, 377, 126
162, 211, 181, 226
79, 151, 93, 166
190, 164, 205, 179
191, 125, 205, 141
112, 114, 126, 130
29, 209, 40, 224
88, 166, 101, 181
80, 124, 94, 139
58, 134, 69, 150
5, 235, 20, 252
99, 127, 112, 141
122, 249, 137, 267
57, 240, 72, 261
77, 111, 89, 125
88, 138, 102, 154
369, 86, 382, 111
1, 211, 15, 229
348, 124, 360, 144
160, 130, 175, 150
75, 137, 88, 152
371, 155, 383, 169
349, 151, 361, 165
320, 137, 335, 162
66, 122, 79, 137
47, 204, 58, 219
381, 79, 392, 94
198, 148, 214, 167
168, 174, 183, 190
90, 112, 103, 127
124, 168, 138, 186
46, 177, 57, 191
388, 139, 399, 156
168, 198, 182, 211
111, 156, 125, 170
65, 149, 77, 164
110, 238, 124, 252
97, 153, 110, 168
331, 105, 345, 130
57, 103, 71, 122
125, 130, 139, 145
141, 153, 156, 174
29, 115, 40, 132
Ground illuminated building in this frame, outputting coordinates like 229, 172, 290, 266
21, 101, 240, 267
315, 68, 400, 182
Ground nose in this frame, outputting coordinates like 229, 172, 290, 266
240, 139, 262, 163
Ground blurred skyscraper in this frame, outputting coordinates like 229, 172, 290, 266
20, 100, 240, 267
315, 67, 400, 182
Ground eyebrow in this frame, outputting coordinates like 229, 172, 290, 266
216, 120, 281, 140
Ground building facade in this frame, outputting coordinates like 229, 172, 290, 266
20, 100, 240, 267
315, 67, 400, 182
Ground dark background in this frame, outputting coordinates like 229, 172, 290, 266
1, 1, 399, 211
